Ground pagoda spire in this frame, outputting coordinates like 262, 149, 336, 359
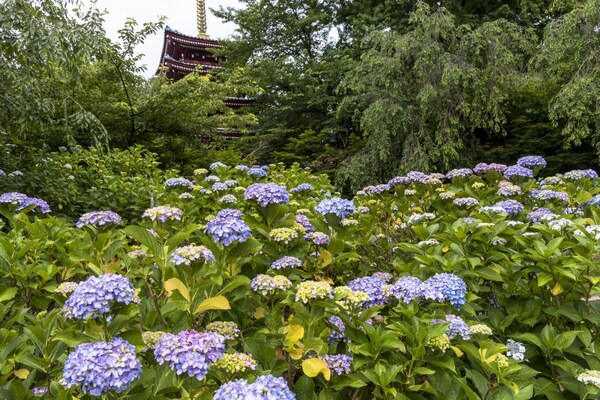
196, 0, 209, 38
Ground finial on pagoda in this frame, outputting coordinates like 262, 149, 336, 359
197, 0, 209, 38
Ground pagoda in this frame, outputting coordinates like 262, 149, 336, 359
157, 0, 253, 112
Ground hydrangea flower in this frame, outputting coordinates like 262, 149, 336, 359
61, 338, 142, 396
348, 276, 387, 307
315, 197, 355, 219
321, 354, 352, 375
219, 194, 238, 204
473, 163, 507, 174
296, 214, 315, 232
247, 166, 267, 177
531, 189, 568, 202
495, 200, 525, 215
244, 183, 289, 207
142, 206, 183, 222
506, 339, 526, 360
504, 165, 534, 180
388, 176, 411, 187
246, 375, 296, 399
290, 183, 313, 193
269, 227, 298, 243
497, 180, 522, 196
372, 272, 393, 282
578, 370, 600, 388
142, 331, 166, 350
335, 286, 371, 308
418, 239, 440, 247
251, 275, 292, 296
210, 162, 228, 170
193, 168, 209, 175
214, 353, 257, 373
429, 334, 450, 351
235, 164, 249, 171
547, 218, 573, 231
76, 211, 122, 228
328, 316, 346, 343
470, 324, 493, 336
154, 330, 225, 380
271, 256, 303, 270
564, 169, 598, 180
363, 184, 391, 195
63, 274, 137, 319
212, 182, 228, 191
295, 281, 334, 303
408, 213, 436, 224
205, 175, 221, 182
224, 179, 238, 187
179, 192, 194, 199
453, 197, 479, 207
170, 245, 215, 265
432, 315, 471, 340
304, 231, 330, 245
205, 321, 241, 340
165, 177, 193, 188
446, 168, 473, 179
0, 192, 51, 213
424, 273, 467, 309
407, 171, 430, 184
205, 209, 252, 246
439, 191, 456, 200
55, 282, 79, 295
31, 387, 48, 396
16, 197, 51, 213
479, 205, 507, 214
574, 225, 600, 240
517, 155, 547, 169
213, 379, 249, 400
385, 276, 424, 303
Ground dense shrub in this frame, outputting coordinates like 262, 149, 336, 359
0, 158, 599, 399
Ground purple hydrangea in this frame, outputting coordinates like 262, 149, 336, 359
250, 274, 292, 296
321, 354, 352, 375
348, 276, 387, 307
517, 156, 547, 169
564, 169, 598, 180
386, 276, 424, 303
165, 177, 193, 188
453, 197, 479, 207
271, 256, 303, 269
244, 183, 289, 207
432, 315, 471, 340
170, 245, 215, 265
76, 211, 122, 228
304, 232, 330, 245
290, 183, 313, 193
406, 171, 430, 184
296, 214, 315, 232
315, 197, 355, 219
473, 163, 507, 174
0, 192, 28, 204
16, 197, 51, 213
504, 165, 534, 180
527, 208, 556, 223
248, 167, 268, 177
61, 338, 141, 396
495, 200, 525, 215
213, 379, 248, 400
328, 316, 346, 343
530, 189, 568, 202
63, 274, 137, 319
424, 273, 467, 309
212, 182, 229, 191
387, 176, 411, 187
154, 330, 226, 380
247, 375, 296, 399
205, 209, 252, 246
446, 168, 473, 179
224, 179, 238, 188
142, 206, 183, 222
363, 184, 391, 195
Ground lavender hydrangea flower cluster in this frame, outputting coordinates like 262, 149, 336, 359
446, 168, 473, 179
251, 274, 292, 296
385, 276, 424, 303
504, 165, 534, 180
527, 208, 555, 223
63, 274, 137, 319
328, 316, 346, 343
154, 330, 226, 380
497, 180, 522, 196
247, 167, 268, 177
61, 338, 142, 396
214, 375, 296, 400
210, 162, 228, 170
142, 206, 183, 222
205, 209, 252, 246
506, 339, 526, 360
0, 192, 51, 213
271, 256, 303, 270
290, 183, 313, 193
321, 354, 352, 375
517, 155, 547, 169
453, 197, 479, 207
165, 177, 193, 188
170, 245, 215, 265
432, 315, 471, 340
296, 214, 315, 232
304, 231, 330, 245
530, 189, 568, 202
473, 163, 507, 174
76, 211, 122, 228
495, 200, 525, 215
387, 176, 412, 187
564, 169, 598, 180
315, 197, 355, 218
348, 276, 387, 307
212, 182, 228, 191
406, 171, 430, 184
363, 184, 391, 195
244, 183, 289, 206
424, 273, 467, 309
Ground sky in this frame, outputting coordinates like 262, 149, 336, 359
83, 0, 241, 77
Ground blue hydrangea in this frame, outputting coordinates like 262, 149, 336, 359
503, 165, 534, 180
432, 315, 471, 340
0, 192, 51, 213
271, 256, 303, 269
527, 208, 555, 223
473, 163, 507, 174
235, 164, 249, 171
315, 197, 355, 219
348, 276, 387, 307
248, 167, 267, 177
564, 169, 598, 180
406, 171, 430, 184
290, 183, 314, 193
210, 162, 228, 170
424, 273, 467, 309
205, 175, 221, 183
62, 338, 141, 396
530, 189, 568, 202
446, 168, 473, 179
495, 200, 525, 215
154, 330, 226, 380
385, 276, 424, 303
321, 354, 352, 375
453, 197, 479, 207
244, 183, 289, 207
165, 177, 193, 188
16, 197, 51, 213
506, 339, 526, 360
212, 182, 229, 191
63, 274, 137, 319
363, 184, 391, 195
328, 316, 346, 343
213, 379, 248, 400
246, 375, 296, 399
296, 214, 314, 232
224, 179, 238, 187
387, 176, 411, 187
76, 211, 122, 228
205, 209, 252, 246
517, 155, 547, 169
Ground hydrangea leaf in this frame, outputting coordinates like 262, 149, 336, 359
163, 278, 190, 302
194, 295, 230, 314
302, 358, 331, 381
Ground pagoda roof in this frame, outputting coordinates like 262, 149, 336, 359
164, 26, 223, 48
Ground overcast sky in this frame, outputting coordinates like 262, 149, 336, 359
83, 0, 241, 77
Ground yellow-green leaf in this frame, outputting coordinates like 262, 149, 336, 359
0, 287, 18, 303
14, 369, 29, 379
284, 324, 304, 343
194, 295, 230, 314
319, 251, 333, 267
551, 282, 563, 295
451, 346, 464, 358
302, 358, 331, 381
164, 278, 190, 302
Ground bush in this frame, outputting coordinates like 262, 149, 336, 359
0, 158, 599, 399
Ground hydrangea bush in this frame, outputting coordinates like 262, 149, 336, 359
0, 156, 599, 399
